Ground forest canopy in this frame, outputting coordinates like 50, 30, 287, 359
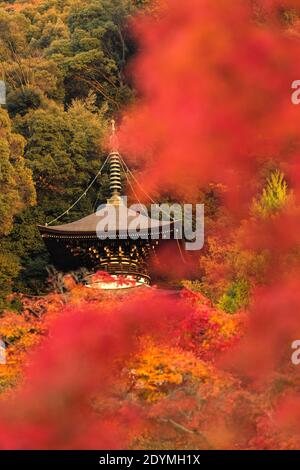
0, 0, 147, 301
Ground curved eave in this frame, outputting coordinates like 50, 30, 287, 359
38, 225, 100, 238
38, 222, 176, 240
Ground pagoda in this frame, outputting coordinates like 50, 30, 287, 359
38, 124, 175, 287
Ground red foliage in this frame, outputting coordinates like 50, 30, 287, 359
0, 293, 190, 449
119, 0, 300, 214
221, 274, 300, 380
177, 288, 246, 361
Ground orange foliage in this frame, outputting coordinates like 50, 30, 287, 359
0, 281, 300, 449
6, 1, 43, 12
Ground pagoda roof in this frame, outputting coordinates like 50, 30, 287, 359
39, 204, 175, 239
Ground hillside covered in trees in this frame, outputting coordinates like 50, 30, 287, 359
0, 0, 148, 305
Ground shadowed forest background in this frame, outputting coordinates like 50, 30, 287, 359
0, 0, 151, 304
1, 0, 300, 450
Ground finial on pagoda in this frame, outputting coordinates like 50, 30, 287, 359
107, 119, 122, 206
110, 119, 119, 152
0, 80, 6, 107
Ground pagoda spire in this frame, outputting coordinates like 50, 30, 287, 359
107, 120, 122, 205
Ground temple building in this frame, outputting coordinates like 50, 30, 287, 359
39, 127, 175, 288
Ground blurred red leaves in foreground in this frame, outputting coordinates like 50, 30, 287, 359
117, 0, 300, 449
119, 0, 300, 210
3, 0, 300, 450
0, 280, 300, 450
0, 290, 191, 449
